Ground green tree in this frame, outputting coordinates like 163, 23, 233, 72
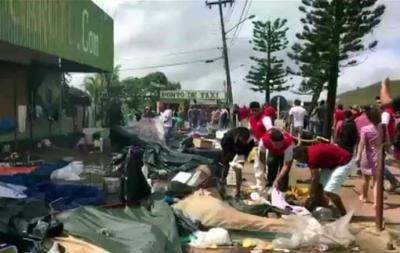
288, 42, 329, 111
83, 76, 105, 124
138, 72, 181, 109
291, 0, 385, 137
120, 72, 181, 120
121, 77, 147, 111
245, 18, 291, 103
83, 65, 123, 126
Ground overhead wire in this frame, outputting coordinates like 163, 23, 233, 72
119, 47, 221, 62
119, 56, 223, 71
162, 47, 221, 56
225, 1, 236, 23
235, 0, 252, 45
230, 0, 253, 47
229, 0, 248, 47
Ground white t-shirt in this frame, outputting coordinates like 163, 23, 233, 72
161, 109, 173, 128
289, 106, 306, 128
262, 116, 273, 131
381, 111, 390, 125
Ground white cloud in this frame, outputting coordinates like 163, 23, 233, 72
71, 0, 400, 106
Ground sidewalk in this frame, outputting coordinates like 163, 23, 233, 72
241, 159, 400, 253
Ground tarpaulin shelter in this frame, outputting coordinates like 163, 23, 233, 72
0, 160, 69, 187
57, 199, 182, 253
0, 198, 62, 252
26, 182, 104, 211
0, 160, 104, 210
143, 142, 218, 179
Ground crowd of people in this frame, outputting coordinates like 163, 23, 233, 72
219, 78, 400, 216
144, 78, 400, 216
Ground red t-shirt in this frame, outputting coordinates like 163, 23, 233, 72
335, 109, 345, 125
307, 144, 352, 170
239, 107, 250, 121
249, 114, 266, 140
262, 132, 293, 156
335, 120, 343, 139
264, 106, 277, 121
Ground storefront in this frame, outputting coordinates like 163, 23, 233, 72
0, 0, 113, 143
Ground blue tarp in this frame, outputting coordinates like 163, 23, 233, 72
0, 160, 69, 187
0, 118, 16, 133
0, 161, 105, 210
26, 182, 105, 210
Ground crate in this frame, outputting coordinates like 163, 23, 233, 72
193, 138, 214, 149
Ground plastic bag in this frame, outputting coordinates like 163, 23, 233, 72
51, 161, 83, 181
272, 211, 355, 250
190, 228, 231, 248
125, 118, 165, 144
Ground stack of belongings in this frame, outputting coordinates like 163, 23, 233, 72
84, 125, 354, 252
0, 159, 106, 251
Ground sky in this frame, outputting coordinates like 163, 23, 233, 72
72, 0, 400, 106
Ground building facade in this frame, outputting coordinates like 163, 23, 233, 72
0, 0, 113, 143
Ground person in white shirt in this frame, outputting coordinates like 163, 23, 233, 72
161, 106, 173, 140
288, 99, 306, 138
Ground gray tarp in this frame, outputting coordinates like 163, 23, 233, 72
143, 142, 217, 179
57, 199, 182, 253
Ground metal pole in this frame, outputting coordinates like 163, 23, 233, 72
14, 79, 17, 150
277, 97, 280, 120
218, 2, 233, 105
376, 124, 385, 231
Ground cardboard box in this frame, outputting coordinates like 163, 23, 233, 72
193, 138, 214, 149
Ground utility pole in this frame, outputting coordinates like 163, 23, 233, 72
206, 0, 234, 105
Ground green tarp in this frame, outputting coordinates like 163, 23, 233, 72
57, 199, 182, 253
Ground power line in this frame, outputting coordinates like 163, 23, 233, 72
226, 1, 236, 23
235, 0, 252, 45
119, 57, 222, 71
164, 47, 221, 56
231, 0, 252, 47
229, 0, 248, 46
120, 47, 221, 62
206, 0, 234, 104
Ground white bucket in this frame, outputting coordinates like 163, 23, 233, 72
104, 177, 120, 194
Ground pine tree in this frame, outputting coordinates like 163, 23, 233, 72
288, 38, 329, 110
289, 0, 385, 138
245, 18, 291, 103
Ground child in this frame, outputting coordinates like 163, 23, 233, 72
355, 108, 381, 205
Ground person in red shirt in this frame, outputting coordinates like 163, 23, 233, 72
254, 129, 294, 192
293, 144, 354, 216
263, 103, 277, 124
334, 104, 345, 128
239, 106, 250, 121
248, 102, 273, 141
